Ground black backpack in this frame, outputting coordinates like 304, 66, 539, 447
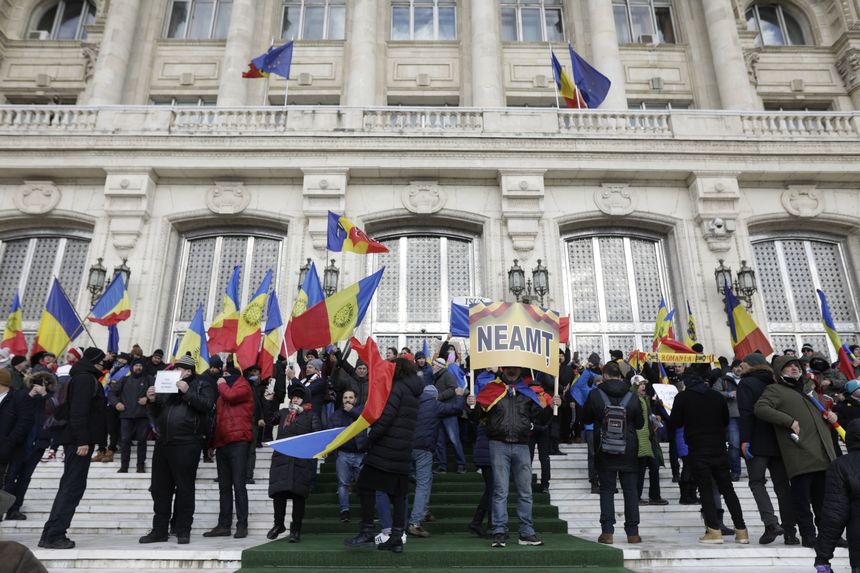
597, 388, 633, 455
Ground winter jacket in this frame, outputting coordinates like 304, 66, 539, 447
149, 375, 214, 446
266, 396, 321, 498
23, 392, 52, 453
297, 374, 327, 418
4, 366, 25, 392
754, 376, 837, 479
144, 358, 167, 378
810, 352, 848, 395
737, 365, 781, 457
0, 389, 34, 463
363, 372, 422, 476
416, 362, 433, 385
635, 394, 663, 465
212, 375, 254, 448
475, 379, 553, 445
669, 374, 729, 458
413, 385, 465, 451
834, 397, 860, 428
332, 363, 368, 407
58, 359, 107, 448
108, 372, 153, 419
433, 367, 458, 404
327, 405, 367, 453
712, 373, 740, 418
582, 378, 644, 472
815, 419, 860, 569
0, 540, 48, 573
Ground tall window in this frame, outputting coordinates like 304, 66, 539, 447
29, 0, 96, 40
170, 233, 283, 344
282, 0, 346, 41
745, 3, 810, 46
752, 238, 858, 358
500, 0, 563, 43
370, 235, 476, 350
613, 0, 676, 44
165, 0, 233, 40
564, 234, 671, 360
0, 235, 90, 337
391, 0, 456, 41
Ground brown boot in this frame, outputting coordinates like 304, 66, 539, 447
699, 527, 724, 544
627, 535, 642, 544
101, 449, 115, 463
91, 450, 105, 462
735, 528, 750, 544
597, 533, 613, 544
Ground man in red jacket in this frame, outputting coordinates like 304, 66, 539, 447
203, 364, 254, 539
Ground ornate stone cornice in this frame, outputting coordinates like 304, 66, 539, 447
836, 47, 860, 92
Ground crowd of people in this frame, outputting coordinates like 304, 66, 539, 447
0, 338, 858, 572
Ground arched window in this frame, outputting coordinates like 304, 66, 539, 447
29, 0, 96, 40
752, 237, 858, 358
165, 0, 233, 40
564, 233, 672, 359
745, 3, 811, 46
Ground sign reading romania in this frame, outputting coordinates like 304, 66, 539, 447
469, 301, 560, 376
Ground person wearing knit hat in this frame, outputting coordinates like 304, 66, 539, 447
65, 347, 83, 365
145, 349, 167, 377
742, 353, 768, 368
298, 358, 327, 420
7, 355, 28, 391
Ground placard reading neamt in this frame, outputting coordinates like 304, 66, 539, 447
154, 370, 181, 393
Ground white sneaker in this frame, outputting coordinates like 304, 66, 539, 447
374, 531, 407, 545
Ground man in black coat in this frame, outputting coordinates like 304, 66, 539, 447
582, 362, 644, 545
108, 358, 153, 473
815, 418, 860, 573
737, 352, 797, 545
0, 368, 35, 484
40, 347, 107, 549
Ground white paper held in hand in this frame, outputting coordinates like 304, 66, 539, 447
154, 370, 182, 393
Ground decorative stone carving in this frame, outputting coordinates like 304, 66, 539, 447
15, 180, 61, 214
688, 173, 740, 253
836, 48, 860, 92
207, 181, 250, 214
498, 170, 545, 253
302, 168, 348, 250
104, 170, 156, 260
81, 44, 99, 82
594, 183, 634, 216
782, 185, 823, 218
744, 49, 761, 85
402, 181, 446, 214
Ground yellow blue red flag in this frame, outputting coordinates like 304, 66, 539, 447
236, 269, 273, 371
89, 274, 131, 326
257, 292, 283, 380
32, 279, 83, 357
725, 286, 773, 358
816, 289, 856, 380
208, 265, 241, 354
326, 211, 389, 254
284, 261, 324, 356
174, 304, 209, 373
1, 290, 27, 356
684, 300, 698, 348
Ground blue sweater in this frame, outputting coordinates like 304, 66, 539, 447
413, 385, 464, 451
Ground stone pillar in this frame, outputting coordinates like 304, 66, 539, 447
343, 0, 378, 107
86, 0, 141, 105
586, 0, 627, 109
217, 0, 257, 106
470, 0, 504, 107
302, 169, 348, 251
702, 0, 757, 110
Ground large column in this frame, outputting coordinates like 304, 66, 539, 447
586, 0, 627, 109
470, 0, 504, 107
217, 0, 257, 106
702, 0, 757, 110
86, 0, 141, 105
343, 0, 378, 107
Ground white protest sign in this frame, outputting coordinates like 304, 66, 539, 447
154, 370, 181, 394
653, 383, 679, 412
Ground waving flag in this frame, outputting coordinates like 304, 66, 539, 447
243, 41, 294, 79
107, 325, 119, 354
725, 286, 773, 358
476, 378, 546, 411
289, 269, 384, 350
816, 289, 857, 380
89, 274, 131, 326
551, 50, 586, 109
652, 296, 675, 351
110, 363, 130, 382
568, 43, 611, 109
236, 269, 273, 371
174, 305, 210, 373
32, 279, 83, 357
208, 266, 241, 354
267, 337, 395, 459
258, 292, 284, 379
326, 211, 389, 254
1, 290, 27, 356
284, 262, 325, 356
684, 300, 698, 347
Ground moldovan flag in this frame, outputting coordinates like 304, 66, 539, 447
258, 292, 283, 380
684, 300, 698, 348
1, 290, 27, 356
266, 337, 395, 459
284, 261, 325, 356
725, 286, 773, 358
652, 296, 675, 351
816, 289, 857, 380
89, 274, 131, 326
208, 266, 241, 354
235, 269, 273, 371
174, 304, 210, 373
326, 211, 389, 254
289, 268, 384, 350
32, 279, 83, 357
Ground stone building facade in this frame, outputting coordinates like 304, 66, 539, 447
0, 0, 859, 360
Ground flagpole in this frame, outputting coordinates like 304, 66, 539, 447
53, 277, 98, 350
262, 36, 275, 106
568, 42, 584, 110
548, 41, 561, 109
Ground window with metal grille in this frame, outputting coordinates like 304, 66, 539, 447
165, 0, 233, 40
29, 0, 96, 41
391, 0, 456, 41
612, 0, 677, 44
0, 235, 90, 340
282, 0, 346, 41
369, 235, 476, 351
564, 234, 672, 362
500, 0, 564, 43
752, 237, 857, 359
745, 3, 811, 47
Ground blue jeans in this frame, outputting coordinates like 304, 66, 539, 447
409, 449, 434, 525
726, 417, 741, 476
489, 440, 534, 536
376, 491, 409, 531
436, 415, 466, 469
335, 451, 364, 513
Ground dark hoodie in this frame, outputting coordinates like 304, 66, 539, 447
582, 377, 644, 472
363, 371, 423, 476
668, 370, 729, 458
737, 364, 781, 457
815, 419, 860, 568
59, 359, 107, 448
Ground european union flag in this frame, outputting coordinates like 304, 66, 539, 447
251, 42, 294, 79
568, 44, 611, 109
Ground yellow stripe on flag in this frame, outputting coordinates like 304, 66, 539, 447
315, 416, 370, 459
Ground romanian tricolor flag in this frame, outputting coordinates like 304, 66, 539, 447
652, 296, 675, 351
725, 286, 773, 358
266, 337, 395, 459
816, 289, 857, 381
289, 268, 384, 350
208, 266, 241, 354
89, 274, 131, 326
284, 261, 325, 356
326, 211, 389, 254
551, 50, 586, 109
1, 290, 27, 356
257, 292, 283, 380
32, 279, 83, 357
684, 300, 698, 348
476, 377, 547, 411
235, 269, 273, 371
174, 304, 210, 373
658, 362, 671, 385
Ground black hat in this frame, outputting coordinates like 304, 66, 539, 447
152, 349, 165, 358
609, 349, 623, 360
131, 357, 145, 367
691, 343, 704, 353
30, 351, 46, 367
801, 343, 814, 352
11, 355, 27, 367
83, 347, 106, 364
118, 352, 132, 362
288, 384, 307, 399
209, 355, 223, 369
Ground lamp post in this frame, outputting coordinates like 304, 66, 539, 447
323, 259, 339, 297
532, 259, 549, 305
298, 258, 312, 289
508, 259, 525, 302
714, 258, 758, 309
87, 257, 107, 305
508, 258, 549, 305
112, 258, 131, 287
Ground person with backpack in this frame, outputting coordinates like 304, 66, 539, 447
582, 361, 644, 545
